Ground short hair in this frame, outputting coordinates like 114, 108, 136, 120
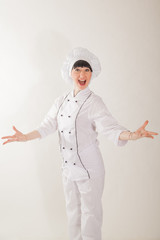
72, 60, 93, 72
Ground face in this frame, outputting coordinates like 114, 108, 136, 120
71, 67, 92, 94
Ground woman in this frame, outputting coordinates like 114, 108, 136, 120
2, 47, 158, 240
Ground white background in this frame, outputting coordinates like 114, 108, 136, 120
0, 0, 160, 239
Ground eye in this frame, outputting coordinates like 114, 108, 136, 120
74, 68, 80, 72
85, 68, 90, 72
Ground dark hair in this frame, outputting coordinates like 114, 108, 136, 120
72, 60, 93, 72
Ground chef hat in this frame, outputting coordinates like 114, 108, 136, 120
61, 47, 101, 84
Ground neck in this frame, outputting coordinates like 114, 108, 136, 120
74, 88, 81, 96
73, 86, 90, 97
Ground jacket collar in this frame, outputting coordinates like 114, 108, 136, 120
71, 87, 91, 101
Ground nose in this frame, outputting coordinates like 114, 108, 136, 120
79, 70, 85, 79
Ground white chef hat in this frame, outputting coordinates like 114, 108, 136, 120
61, 47, 101, 84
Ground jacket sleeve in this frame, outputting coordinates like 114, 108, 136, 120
36, 95, 64, 139
90, 96, 130, 147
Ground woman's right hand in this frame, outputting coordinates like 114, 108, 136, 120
1, 126, 27, 145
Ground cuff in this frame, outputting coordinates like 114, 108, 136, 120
114, 129, 129, 147
36, 128, 45, 140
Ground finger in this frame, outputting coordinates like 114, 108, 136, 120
1, 135, 16, 139
13, 126, 21, 133
143, 130, 159, 135
136, 120, 149, 132
146, 131, 158, 135
3, 138, 17, 145
143, 132, 155, 138
141, 120, 149, 129
3, 140, 10, 145
145, 135, 154, 139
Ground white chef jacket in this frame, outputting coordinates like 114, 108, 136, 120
37, 87, 129, 181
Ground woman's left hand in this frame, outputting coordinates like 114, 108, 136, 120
131, 120, 158, 140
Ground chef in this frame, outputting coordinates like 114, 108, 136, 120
2, 47, 158, 240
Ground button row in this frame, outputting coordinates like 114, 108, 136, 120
65, 161, 76, 165
61, 130, 71, 134
62, 147, 73, 150
60, 114, 71, 118
67, 99, 78, 103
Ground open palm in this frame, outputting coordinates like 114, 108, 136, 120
1, 126, 26, 145
132, 120, 158, 140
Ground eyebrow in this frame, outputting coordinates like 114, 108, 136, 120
75, 67, 90, 69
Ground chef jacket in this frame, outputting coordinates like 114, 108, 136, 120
37, 87, 129, 181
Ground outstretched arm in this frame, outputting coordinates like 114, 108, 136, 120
119, 120, 158, 141
1, 126, 41, 145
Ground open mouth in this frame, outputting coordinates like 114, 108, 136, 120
78, 80, 86, 86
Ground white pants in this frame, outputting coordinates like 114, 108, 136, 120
62, 174, 105, 240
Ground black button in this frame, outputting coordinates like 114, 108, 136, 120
69, 131, 71, 134
70, 148, 72, 150
62, 147, 65, 149
73, 163, 76, 165
75, 100, 78, 103
61, 130, 63, 133
68, 116, 71, 118
65, 161, 67, 163
67, 99, 70, 102
61, 114, 63, 117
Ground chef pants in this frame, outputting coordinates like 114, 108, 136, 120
62, 173, 105, 240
